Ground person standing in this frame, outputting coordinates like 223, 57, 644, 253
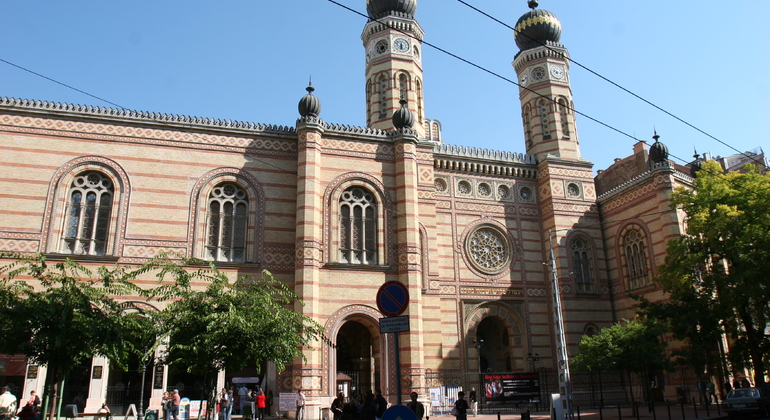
171, 389, 181, 420
26, 391, 40, 411
219, 388, 231, 420
453, 391, 468, 420
331, 393, 345, 420
406, 393, 424, 420
238, 386, 249, 415
468, 388, 477, 417
0, 387, 17, 420
374, 390, 387, 420
256, 389, 266, 420
295, 389, 305, 420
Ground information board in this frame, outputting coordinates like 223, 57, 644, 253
483, 372, 540, 404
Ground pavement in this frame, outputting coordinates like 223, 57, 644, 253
429, 404, 729, 420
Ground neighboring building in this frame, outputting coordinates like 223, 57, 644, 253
0, 0, 751, 415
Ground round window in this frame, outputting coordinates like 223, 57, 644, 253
465, 226, 511, 275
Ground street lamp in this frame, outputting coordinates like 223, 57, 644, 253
527, 353, 540, 372
138, 351, 153, 420
473, 339, 485, 372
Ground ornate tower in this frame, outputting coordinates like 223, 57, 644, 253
362, 0, 426, 137
513, 0, 579, 162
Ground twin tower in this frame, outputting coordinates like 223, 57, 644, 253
361, 0, 582, 162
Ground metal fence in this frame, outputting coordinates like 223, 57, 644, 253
424, 370, 634, 414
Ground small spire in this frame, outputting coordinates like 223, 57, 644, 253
693, 148, 699, 160
306, 76, 314, 94
652, 129, 660, 142
528, 0, 538, 9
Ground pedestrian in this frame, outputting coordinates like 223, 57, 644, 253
295, 389, 306, 420
331, 393, 345, 420
97, 403, 111, 420
374, 389, 387, 420
406, 392, 424, 420
469, 388, 477, 417
723, 380, 732, 399
171, 389, 181, 420
256, 389, 266, 420
238, 385, 249, 415
453, 391, 468, 420
26, 391, 40, 411
0, 387, 17, 420
162, 392, 171, 420
219, 388, 231, 420
360, 393, 376, 420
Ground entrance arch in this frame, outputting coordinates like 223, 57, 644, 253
324, 305, 387, 397
465, 302, 526, 373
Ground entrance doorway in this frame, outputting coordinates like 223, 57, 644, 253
336, 320, 380, 396
476, 316, 512, 372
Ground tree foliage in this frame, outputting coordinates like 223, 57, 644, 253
651, 161, 770, 386
572, 318, 669, 375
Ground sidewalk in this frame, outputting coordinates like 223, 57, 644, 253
429, 404, 728, 420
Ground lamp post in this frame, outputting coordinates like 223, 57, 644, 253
138, 352, 152, 420
527, 352, 540, 372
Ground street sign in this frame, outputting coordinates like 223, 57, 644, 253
376, 281, 409, 317
379, 315, 410, 333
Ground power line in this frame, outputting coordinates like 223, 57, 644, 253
324, 0, 700, 166
456, 0, 769, 171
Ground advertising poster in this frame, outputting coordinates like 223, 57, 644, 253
483, 372, 540, 404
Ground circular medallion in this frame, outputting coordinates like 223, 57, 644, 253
550, 65, 564, 79
532, 67, 546, 81
478, 183, 491, 197
375, 39, 389, 54
466, 226, 511, 275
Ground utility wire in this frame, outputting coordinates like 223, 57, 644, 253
456, 0, 769, 170
325, 0, 700, 166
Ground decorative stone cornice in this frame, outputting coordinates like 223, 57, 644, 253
0, 97, 296, 134
512, 45, 569, 72
433, 144, 537, 178
597, 162, 691, 202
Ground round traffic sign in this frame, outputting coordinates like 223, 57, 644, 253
376, 281, 409, 317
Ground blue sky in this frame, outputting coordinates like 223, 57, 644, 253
3, 1, 768, 173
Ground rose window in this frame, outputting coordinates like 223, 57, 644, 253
435, 178, 447, 192
457, 181, 471, 195
498, 185, 510, 199
478, 183, 491, 197
467, 227, 511, 275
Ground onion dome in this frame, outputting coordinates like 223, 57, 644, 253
648, 131, 669, 163
298, 82, 321, 118
366, 0, 417, 20
690, 150, 703, 177
392, 99, 414, 129
514, 0, 562, 51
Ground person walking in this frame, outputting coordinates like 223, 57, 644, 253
453, 391, 469, 420
406, 393, 424, 420
469, 388, 477, 417
295, 389, 305, 420
0, 387, 17, 420
374, 390, 387, 420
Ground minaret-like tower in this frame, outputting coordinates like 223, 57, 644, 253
362, 0, 426, 138
513, 0, 579, 161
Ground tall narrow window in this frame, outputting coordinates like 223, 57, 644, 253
379, 75, 388, 117
559, 98, 570, 138
339, 187, 377, 265
416, 79, 423, 121
523, 105, 532, 147
624, 228, 649, 289
206, 183, 248, 263
571, 238, 595, 293
61, 172, 114, 255
399, 74, 408, 101
538, 99, 551, 139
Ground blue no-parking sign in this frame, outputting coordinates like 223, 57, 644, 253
376, 281, 409, 317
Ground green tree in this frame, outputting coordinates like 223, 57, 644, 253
142, 255, 326, 417
0, 253, 144, 420
572, 318, 669, 401
654, 161, 770, 386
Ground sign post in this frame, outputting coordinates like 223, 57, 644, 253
376, 281, 409, 405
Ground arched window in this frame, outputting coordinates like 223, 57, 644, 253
558, 98, 570, 138
415, 79, 423, 121
571, 237, 595, 293
538, 99, 551, 139
206, 183, 248, 262
339, 187, 377, 265
379, 75, 388, 117
624, 228, 650, 289
61, 171, 114, 255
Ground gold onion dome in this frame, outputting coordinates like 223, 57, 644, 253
366, 0, 417, 19
514, 0, 562, 51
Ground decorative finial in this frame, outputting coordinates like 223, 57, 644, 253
528, 0, 538, 9
652, 129, 660, 142
306, 76, 314, 94
693, 148, 699, 159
